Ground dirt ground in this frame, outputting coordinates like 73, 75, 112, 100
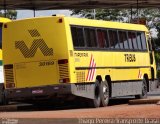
0, 88, 160, 124
0, 104, 160, 119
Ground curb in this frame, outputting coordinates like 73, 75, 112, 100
0, 104, 33, 112
129, 99, 160, 105
0, 105, 18, 111
157, 101, 160, 105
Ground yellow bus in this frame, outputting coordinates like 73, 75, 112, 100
3, 16, 157, 107
0, 17, 11, 105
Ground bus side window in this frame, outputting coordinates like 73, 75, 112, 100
118, 31, 124, 49
77, 27, 85, 47
97, 29, 109, 49
131, 32, 138, 50
137, 32, 142, 50
109, 30, 119, 49
148, 36, 152, 51
123, 31, 129, 49
97, 29, 105, 48
141, 32, 147, 50
108, 30, 115, 49
71, 26, 85, 48
128, 32, 133, 50
84, 28, 97, 48
113, 30, 119, 49
104, 30, 110, 48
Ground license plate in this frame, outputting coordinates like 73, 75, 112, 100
32, 89, 43, 94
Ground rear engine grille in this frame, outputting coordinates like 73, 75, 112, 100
4, 64, 15, 88
59, 64, 69, 80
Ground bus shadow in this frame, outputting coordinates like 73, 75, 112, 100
108, 97, 135, 106
0, 97, 135, 112
2, 88, 160, 112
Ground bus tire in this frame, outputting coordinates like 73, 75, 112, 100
0, 93, 3, 105
0, 85, 8, 105
3, 92, 8, 105
88, 80, 101, 108
100, 80, 109, 107
135, 78, 147, 99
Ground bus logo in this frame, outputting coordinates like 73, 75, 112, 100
15, 39, 53, 58
138, 70, 143, 79
15, 29, 53, 58
86, 54, 96, 81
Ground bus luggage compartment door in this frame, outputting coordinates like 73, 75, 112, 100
14, 60, 58, 88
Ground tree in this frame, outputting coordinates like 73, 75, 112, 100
128, 9, 160, 29
0, 10, 17, 20
71, 8, 160, 29
153, 22, 160, 67
71, 9, 125, 21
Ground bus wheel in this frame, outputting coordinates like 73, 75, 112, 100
0, 86, 8, 105
0, 92, 3, 105
1, 94, 8, 105
135, 78, 147, 99
100, 81, 109, 107
88, 80, 101, 108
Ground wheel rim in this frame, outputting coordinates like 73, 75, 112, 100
102, 84, 109, 102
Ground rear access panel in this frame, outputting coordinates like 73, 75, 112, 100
14, 60, 58, 88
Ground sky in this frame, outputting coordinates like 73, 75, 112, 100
17, 10, 72, 19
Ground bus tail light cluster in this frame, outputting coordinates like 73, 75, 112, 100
4, 64, 15, 88
59, 78, 70, 83
58, 59, 68, 64
58, 59, 70, 83
58, 18, 63, 23
6, 83, 15, 88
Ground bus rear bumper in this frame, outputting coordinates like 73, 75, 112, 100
6, 83, 95, 101
6, 84, 73, 101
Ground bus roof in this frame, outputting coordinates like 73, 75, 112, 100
8, 16, 148, 32
65, 17, 149, 32
0, 17, 11, 23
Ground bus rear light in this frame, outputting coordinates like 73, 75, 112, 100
58, 18, 63, 23
4, 24, 7, 28
59, 78, 70, 83
6, 83, 15, 88
58, 59, 68, 64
